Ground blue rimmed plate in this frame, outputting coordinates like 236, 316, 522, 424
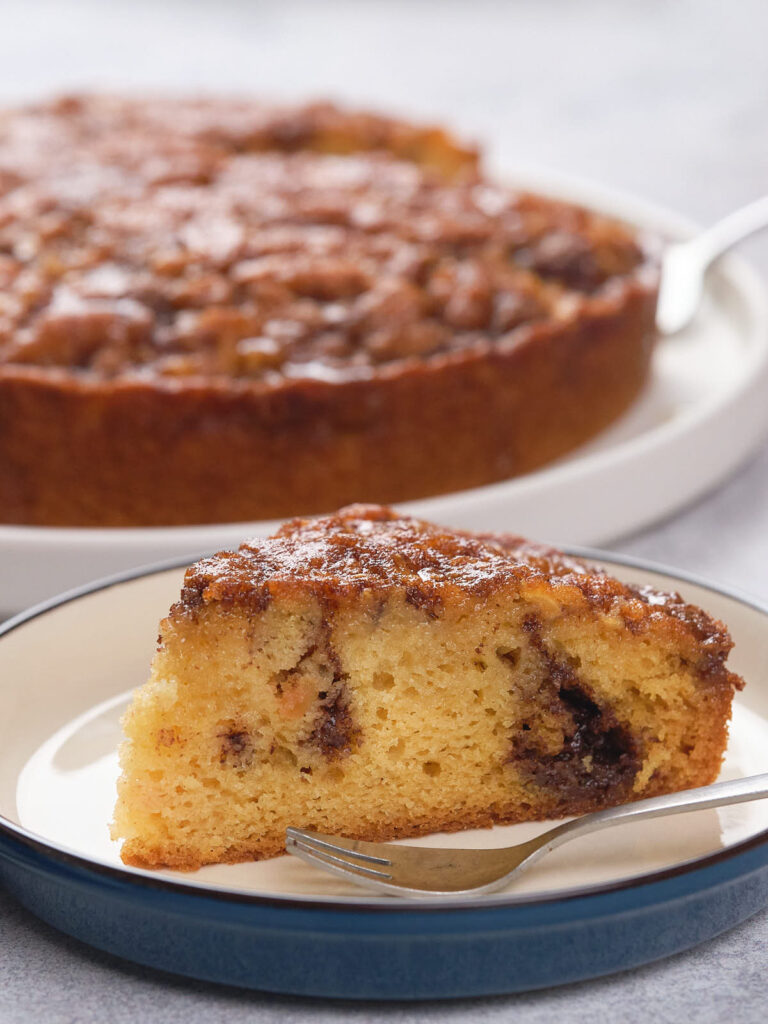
1, 551, 768, 999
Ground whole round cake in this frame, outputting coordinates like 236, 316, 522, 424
0, 96, 658, 526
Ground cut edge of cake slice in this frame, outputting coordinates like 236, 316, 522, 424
112, 504, 743, 870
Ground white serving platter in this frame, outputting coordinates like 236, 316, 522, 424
2, 169, 767, 614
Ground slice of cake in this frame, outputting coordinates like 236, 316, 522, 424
112, 505, 743, 870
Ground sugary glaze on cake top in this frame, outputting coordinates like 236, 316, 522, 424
176, 505, 740, 687
0, 95, 650, 383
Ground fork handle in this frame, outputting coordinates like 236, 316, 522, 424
682, 195, 768, 268
538, 772, 768, 856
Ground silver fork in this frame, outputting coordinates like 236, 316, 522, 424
286, 772, 768, 898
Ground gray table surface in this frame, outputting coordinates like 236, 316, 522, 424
1, 1, 767, 1019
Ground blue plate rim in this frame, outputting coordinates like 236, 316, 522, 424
1, 543, 767, 915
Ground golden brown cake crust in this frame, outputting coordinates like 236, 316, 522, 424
0, 96, 657, 526
178, 504, 740, 690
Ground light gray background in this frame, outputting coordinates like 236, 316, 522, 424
1, 1, 767, 1020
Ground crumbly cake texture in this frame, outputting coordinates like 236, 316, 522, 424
112, 505, 742, 870
0, 95, 657, 526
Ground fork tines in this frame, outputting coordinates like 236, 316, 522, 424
285, 827, 393, 882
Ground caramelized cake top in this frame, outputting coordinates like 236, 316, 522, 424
176, 505, 739, 687
0, 96, 650, 384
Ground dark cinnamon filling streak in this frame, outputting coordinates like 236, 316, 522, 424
510, 615, 641, 797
